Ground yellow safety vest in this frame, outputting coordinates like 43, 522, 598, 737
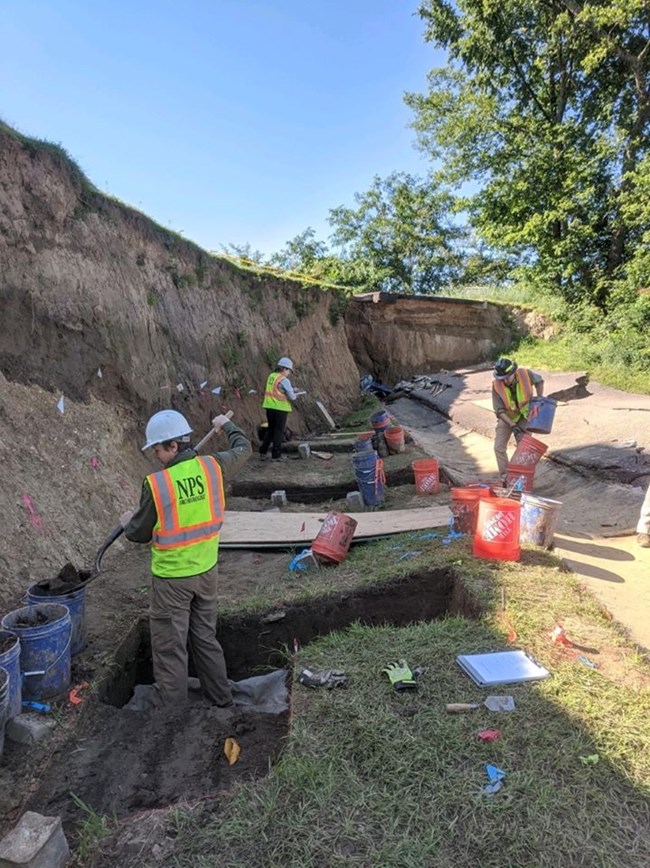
263, 372, 291, 412
146, 455, 225, 578
493, 369, 534, 420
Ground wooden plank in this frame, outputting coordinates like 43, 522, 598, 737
315, 400, 337, 429
220, 507, 451, 548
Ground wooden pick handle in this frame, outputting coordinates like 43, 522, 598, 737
195, 410, 233, 452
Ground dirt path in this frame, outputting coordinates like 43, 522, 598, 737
389, 393, 650, 653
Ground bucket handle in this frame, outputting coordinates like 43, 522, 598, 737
21, 632, 72, 681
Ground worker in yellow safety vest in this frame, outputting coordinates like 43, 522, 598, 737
491, 358, 544, 478
120, 409, 251, 708
259, 356, 304, 462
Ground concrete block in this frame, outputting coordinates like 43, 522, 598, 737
0, 811, 70, 868
297, 443, 311, 459
345, 491, 365, 511
6, 715, 56, 746
270, 490, 287, 507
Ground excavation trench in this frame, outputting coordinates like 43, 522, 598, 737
26, 566, 475, 827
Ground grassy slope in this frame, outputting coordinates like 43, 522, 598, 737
169, 537, 650, 868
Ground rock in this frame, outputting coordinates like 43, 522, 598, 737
297, 443, 311, 459
6, 715, 56, 746
270, 490, 287, 507
0, 811, 69, 868
345, 491, 365, 510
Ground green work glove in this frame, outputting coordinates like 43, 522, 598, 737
383, 659, 418, 692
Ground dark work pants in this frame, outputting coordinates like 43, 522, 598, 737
260, 408, 288, 459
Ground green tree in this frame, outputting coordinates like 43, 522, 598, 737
328, 172, 463, 294
407, 0, 650, 305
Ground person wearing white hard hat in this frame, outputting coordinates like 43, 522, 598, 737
259, 356, 304, 461
120, 409, 251, 709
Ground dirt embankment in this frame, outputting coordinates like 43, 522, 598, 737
0, 127, 360, 606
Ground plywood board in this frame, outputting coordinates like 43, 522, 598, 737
220, 506, 451, 549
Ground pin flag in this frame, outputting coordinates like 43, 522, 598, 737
90, 456, 100, 469
300, 521, 306, 533
199, 380, 208, 389
176, 383, 185, 392
211, 386, 222, 395
97, 367, 103, 378
248, 389, 257, 395
22, 494, 44, 529
56, 395, 65, 414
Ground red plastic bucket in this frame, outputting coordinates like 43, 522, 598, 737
384, 426, 405, 454
511, 433, 548, 467
412, 459, 440, 495
505, 464, 536, 493
450, 488, 482, 534
473, 497, 521, 562
312, 512, 358, 564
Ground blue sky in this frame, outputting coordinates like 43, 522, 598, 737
1, 1, 440, 256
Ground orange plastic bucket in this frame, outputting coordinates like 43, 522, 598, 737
450, 488, 482, 534
384, 426, 405, 454
505, 464, 536, 493
311, 512, 358, 564
473, 497, 521, 561
511, 433, 548, 467
412, 459, 440, 495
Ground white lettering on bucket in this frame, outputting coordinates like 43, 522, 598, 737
482, 511, 516, 542
421, 474, 437, 492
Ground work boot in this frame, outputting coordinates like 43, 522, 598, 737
271, 454, 288, 462
637, 533, 650, 548
259, 453, 269, 461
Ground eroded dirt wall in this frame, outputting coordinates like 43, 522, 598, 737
0, 127, 359, 604
345, 293, 518, 383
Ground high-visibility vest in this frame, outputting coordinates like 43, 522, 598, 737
492, 368, 534, 420
263, 372, 291, 412
146, 455, 225, 578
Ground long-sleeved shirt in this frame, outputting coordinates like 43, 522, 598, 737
278, 376, 298, 402
124, 420, 251, 543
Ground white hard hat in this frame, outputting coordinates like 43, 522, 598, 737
277, 357, 294, 371
142, 410, 193, 451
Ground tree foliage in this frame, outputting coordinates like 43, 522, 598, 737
407, 0, 650, 305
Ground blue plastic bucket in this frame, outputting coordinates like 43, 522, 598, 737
26, 583, 87, 656
370, 410, 391, 432
353, 435, 374, 453
0, 668, 9, 757
352, 450, 385, 508
0, 629, 21, 719
526, 397, 557, 434
1, 604, 72, 701
519, 494, 563, 549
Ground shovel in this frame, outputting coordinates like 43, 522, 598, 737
35, 524, 124, 595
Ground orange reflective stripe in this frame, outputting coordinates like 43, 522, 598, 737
197, 455, 225, 516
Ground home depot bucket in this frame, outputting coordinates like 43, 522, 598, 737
312, 512, 359, 564
520, 494, 563, 549
0, 630, 21, 719
526, 397, 557, 434
352, 450, 385, 508
450, 487, 483, 534
505, 464, 536, 493
370, 410, 391, 432
1, 604, 72, 701
511, 433, 548, 467
412, 458, 440, 495
384, 426, 405, 454
26, 582, 87, 656
0, 668, 9, 758
473, 497, 521, 561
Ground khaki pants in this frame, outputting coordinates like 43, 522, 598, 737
149, 565, 232, 708
494, 417, 528, 477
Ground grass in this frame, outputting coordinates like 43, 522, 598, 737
167, 541, 650, 868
